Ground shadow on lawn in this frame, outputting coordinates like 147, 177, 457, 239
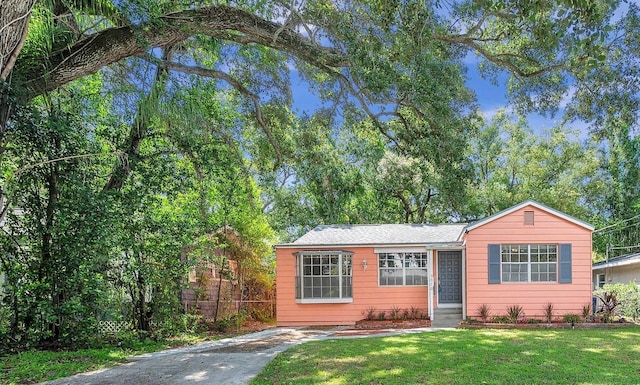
254, 327, 640, 385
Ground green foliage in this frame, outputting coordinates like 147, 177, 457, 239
364, 307, 376, 321
595, 283, 640, 321
490, 315, 512, 324
389, 306, 402, 321
543, 302, 555, 323
465, 111, 599, 220
2, 0, 640, 354
582, 303, 592, 321
209, 312, 246, 333
506, 305, 525, 323
562, 313, 581, 324
0, 333, 209, 384
477, 304, 491, 322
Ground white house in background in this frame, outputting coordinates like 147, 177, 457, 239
592, 252, 640, 289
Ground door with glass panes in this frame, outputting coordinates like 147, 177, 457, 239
437, 251, 462, 304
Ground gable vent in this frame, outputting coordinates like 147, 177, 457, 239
524, 211, 534, 225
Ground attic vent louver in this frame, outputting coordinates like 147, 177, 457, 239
524, 211, 534, 225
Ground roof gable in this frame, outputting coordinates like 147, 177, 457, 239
280, 223, 467, 247
464, 200, 594, 232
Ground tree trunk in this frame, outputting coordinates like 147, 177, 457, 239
214, 254, 227, 321
0, 0, 35, 80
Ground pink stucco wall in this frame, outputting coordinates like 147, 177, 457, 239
464, 205, 593, 320
276, 247, 432, 326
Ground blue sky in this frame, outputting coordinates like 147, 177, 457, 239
289, 60, 587, 140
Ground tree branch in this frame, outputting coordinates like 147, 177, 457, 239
19, 5, 349, 96
434, 33, 567, 78
0, 0, 36, 80
147, 58, 283, 166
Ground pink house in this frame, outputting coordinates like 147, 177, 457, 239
275, 200, 594, 325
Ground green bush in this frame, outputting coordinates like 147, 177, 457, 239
594, 283, 640, 321
506, 305, 525, 323
477, 304, 491, 322
490, 315, 511, 324
582, 303, 592, 322
390, 306, 402, 320
212, 312, 246, 333
364, 307, 376, 320
562, 313, 581, 324
543, 302, 554, 323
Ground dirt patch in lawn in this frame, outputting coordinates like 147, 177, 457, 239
202, 328, 332, 353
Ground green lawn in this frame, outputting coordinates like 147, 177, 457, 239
251, 327, 640, 385
0, 334, 210, 385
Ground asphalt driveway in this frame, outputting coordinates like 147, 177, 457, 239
40, 327, 337, 385
41, 326, 445, 385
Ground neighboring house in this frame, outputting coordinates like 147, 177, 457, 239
275, 200, 594, 326
592, 252, 640, 289
182, 257, 241, 319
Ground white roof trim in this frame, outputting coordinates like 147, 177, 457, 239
277, 242, 464, 249
464, 200, 594, 232
374, 247, 427, 254
593, 254, 640, 270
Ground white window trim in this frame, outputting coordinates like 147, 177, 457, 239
294, 251, 353, 302
501, 244, 558, 283
377, 251, 430, 286
296, 298, 353, 304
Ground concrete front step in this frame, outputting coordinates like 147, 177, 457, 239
432, 308, 463, 328
434, 307, 463, 315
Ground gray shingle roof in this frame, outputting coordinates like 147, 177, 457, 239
285, 224, 467, 246
593, 252, 640, 269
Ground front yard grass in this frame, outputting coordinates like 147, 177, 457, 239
252, 327, 640, 385
0, 333, 213, 384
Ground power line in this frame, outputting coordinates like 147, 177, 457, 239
594, 213, 640, 234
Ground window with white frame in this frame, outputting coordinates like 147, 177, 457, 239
597, 273, 606, 288
501, 244, 557, 282
295, 251, 352, 302
378, 252, 429, 286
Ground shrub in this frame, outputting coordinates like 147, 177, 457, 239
364, 307, 377, 320
402, 308, 410, 320
526, 318, 543, 324
490, 315, 511, 324
477, 304, 491, 322
213, 312, 246, 333
563, 313, 581, 324
543, 302, 554, 323
594, 283, 640, 322
506, 305, 525, 323
582, 303, 592, 322
390, 306, 402, 320
377, 311, 386, 321
410, 306, 420, 320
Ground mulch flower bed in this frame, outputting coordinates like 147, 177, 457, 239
459, 321, 636, 329
355, 319, 432, 329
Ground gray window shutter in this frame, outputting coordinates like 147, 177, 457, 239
559, 243, 572, 283
488, 244, 501, 284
